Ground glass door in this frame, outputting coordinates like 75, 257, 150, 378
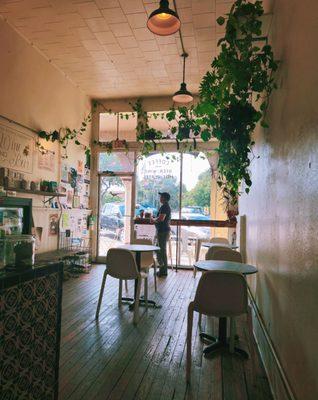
97, 174, 133, 259
135, 152, 181, 266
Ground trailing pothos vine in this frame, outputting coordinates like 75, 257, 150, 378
196, 0, 278, 204
135, 0, 278, 206
35, 0, 278, 208
36, 109, 93, 160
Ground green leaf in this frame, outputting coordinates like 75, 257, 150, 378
217, 16, 225, 25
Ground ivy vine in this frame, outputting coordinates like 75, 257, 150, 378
196, 0, 278, 204
36, 109, 93, 159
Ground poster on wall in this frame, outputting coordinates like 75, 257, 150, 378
84, 167, 90, 183
66, 189, 73, 208
38, 151, 55, 172
78, 160, 84, 174
61, 163, 69, 182
61, 213, 70, 229
0, 122, 34, 174
49, 214, 59, 236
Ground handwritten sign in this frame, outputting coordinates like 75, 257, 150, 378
38, 151, 55, 172
0, 122, 34, 174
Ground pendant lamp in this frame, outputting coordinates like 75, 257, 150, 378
173, 53, 193, 104
147, 0, 181, 36
112, 114, 127, 150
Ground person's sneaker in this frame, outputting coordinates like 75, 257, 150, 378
156, 270, 168, 277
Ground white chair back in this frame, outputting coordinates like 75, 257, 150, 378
210, 237, 229, 245
211, 248, 242, 263
106, 248, 139, 279
205, 245, 230, 260
193, 270, 248, 317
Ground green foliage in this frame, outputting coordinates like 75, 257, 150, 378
133, 0, 278, 206
36, 112, 92, 159
197, 0, 278, 202
183, 169, 212, 208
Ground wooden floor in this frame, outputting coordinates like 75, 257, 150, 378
59, 265, 273, 400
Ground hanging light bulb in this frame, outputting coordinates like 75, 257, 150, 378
173, 53, 193, 104
147, 0, 181, 36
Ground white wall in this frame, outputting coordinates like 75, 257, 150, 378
239, 1, 318, 399
0, 18, 92, 253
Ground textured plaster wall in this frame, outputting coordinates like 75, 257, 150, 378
239, 1, 318, 399
0, 19, 92, 252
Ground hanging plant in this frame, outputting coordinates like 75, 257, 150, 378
196, 0, 278, 204
131, 0, 278, 207
36, 109, 94, 158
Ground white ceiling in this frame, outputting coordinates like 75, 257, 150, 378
0, 0, 234, 99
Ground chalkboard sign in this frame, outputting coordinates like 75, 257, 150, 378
0, 121, 34, 174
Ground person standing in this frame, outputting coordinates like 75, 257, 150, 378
152, 192, 171, 277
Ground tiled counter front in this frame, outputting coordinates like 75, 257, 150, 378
0, 263, 63, 400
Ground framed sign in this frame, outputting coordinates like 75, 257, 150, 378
0, 122, 34, 174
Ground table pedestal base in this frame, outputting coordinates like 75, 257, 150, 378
121, 296, 162, 309
200, 317, 248, 359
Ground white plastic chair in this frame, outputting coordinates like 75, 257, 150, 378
95, 248, 149, 324
196, 247, 243, 326
180, 228, 193, 267
211, 248, 242, 263
195, 236, 229, 263
186, 270, 249, 382
193, 244, 231, 278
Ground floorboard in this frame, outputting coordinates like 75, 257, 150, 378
59, 265, 273, 400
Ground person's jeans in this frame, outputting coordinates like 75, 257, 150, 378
156, 231, 169, 273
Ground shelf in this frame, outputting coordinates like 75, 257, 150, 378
4, 187, 66, 198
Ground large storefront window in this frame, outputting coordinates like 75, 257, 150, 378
97, 151, 215, 266
135, 152, 213, 267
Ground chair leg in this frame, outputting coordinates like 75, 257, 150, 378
153, 264, 157, 292
95, 270, 107, 319
118, 279, 122, 306
229, 317, 235, 353
144, 277, 148, 310
186, 305, 194, 383
124, 280, 128, 292
133, 278, 142, 325
195, 239, 202, 262
193, 265, 197, 278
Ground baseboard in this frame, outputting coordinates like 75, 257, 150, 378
248, 288, 296, 400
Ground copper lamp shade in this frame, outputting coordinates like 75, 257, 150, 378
147, 0, 181, 36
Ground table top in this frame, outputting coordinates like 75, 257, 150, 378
194, 260, 257, 275
118, 244, 160, 253
202, 242, 238, 249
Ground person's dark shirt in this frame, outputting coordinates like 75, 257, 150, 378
155, 203, 171, 233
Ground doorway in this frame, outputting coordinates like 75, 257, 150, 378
97, 174, 133, 259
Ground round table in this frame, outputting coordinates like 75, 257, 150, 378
194, 260, 257, 274
194, 260, 258, 358
118, 244, 160, 309
201, 243, 239, 250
